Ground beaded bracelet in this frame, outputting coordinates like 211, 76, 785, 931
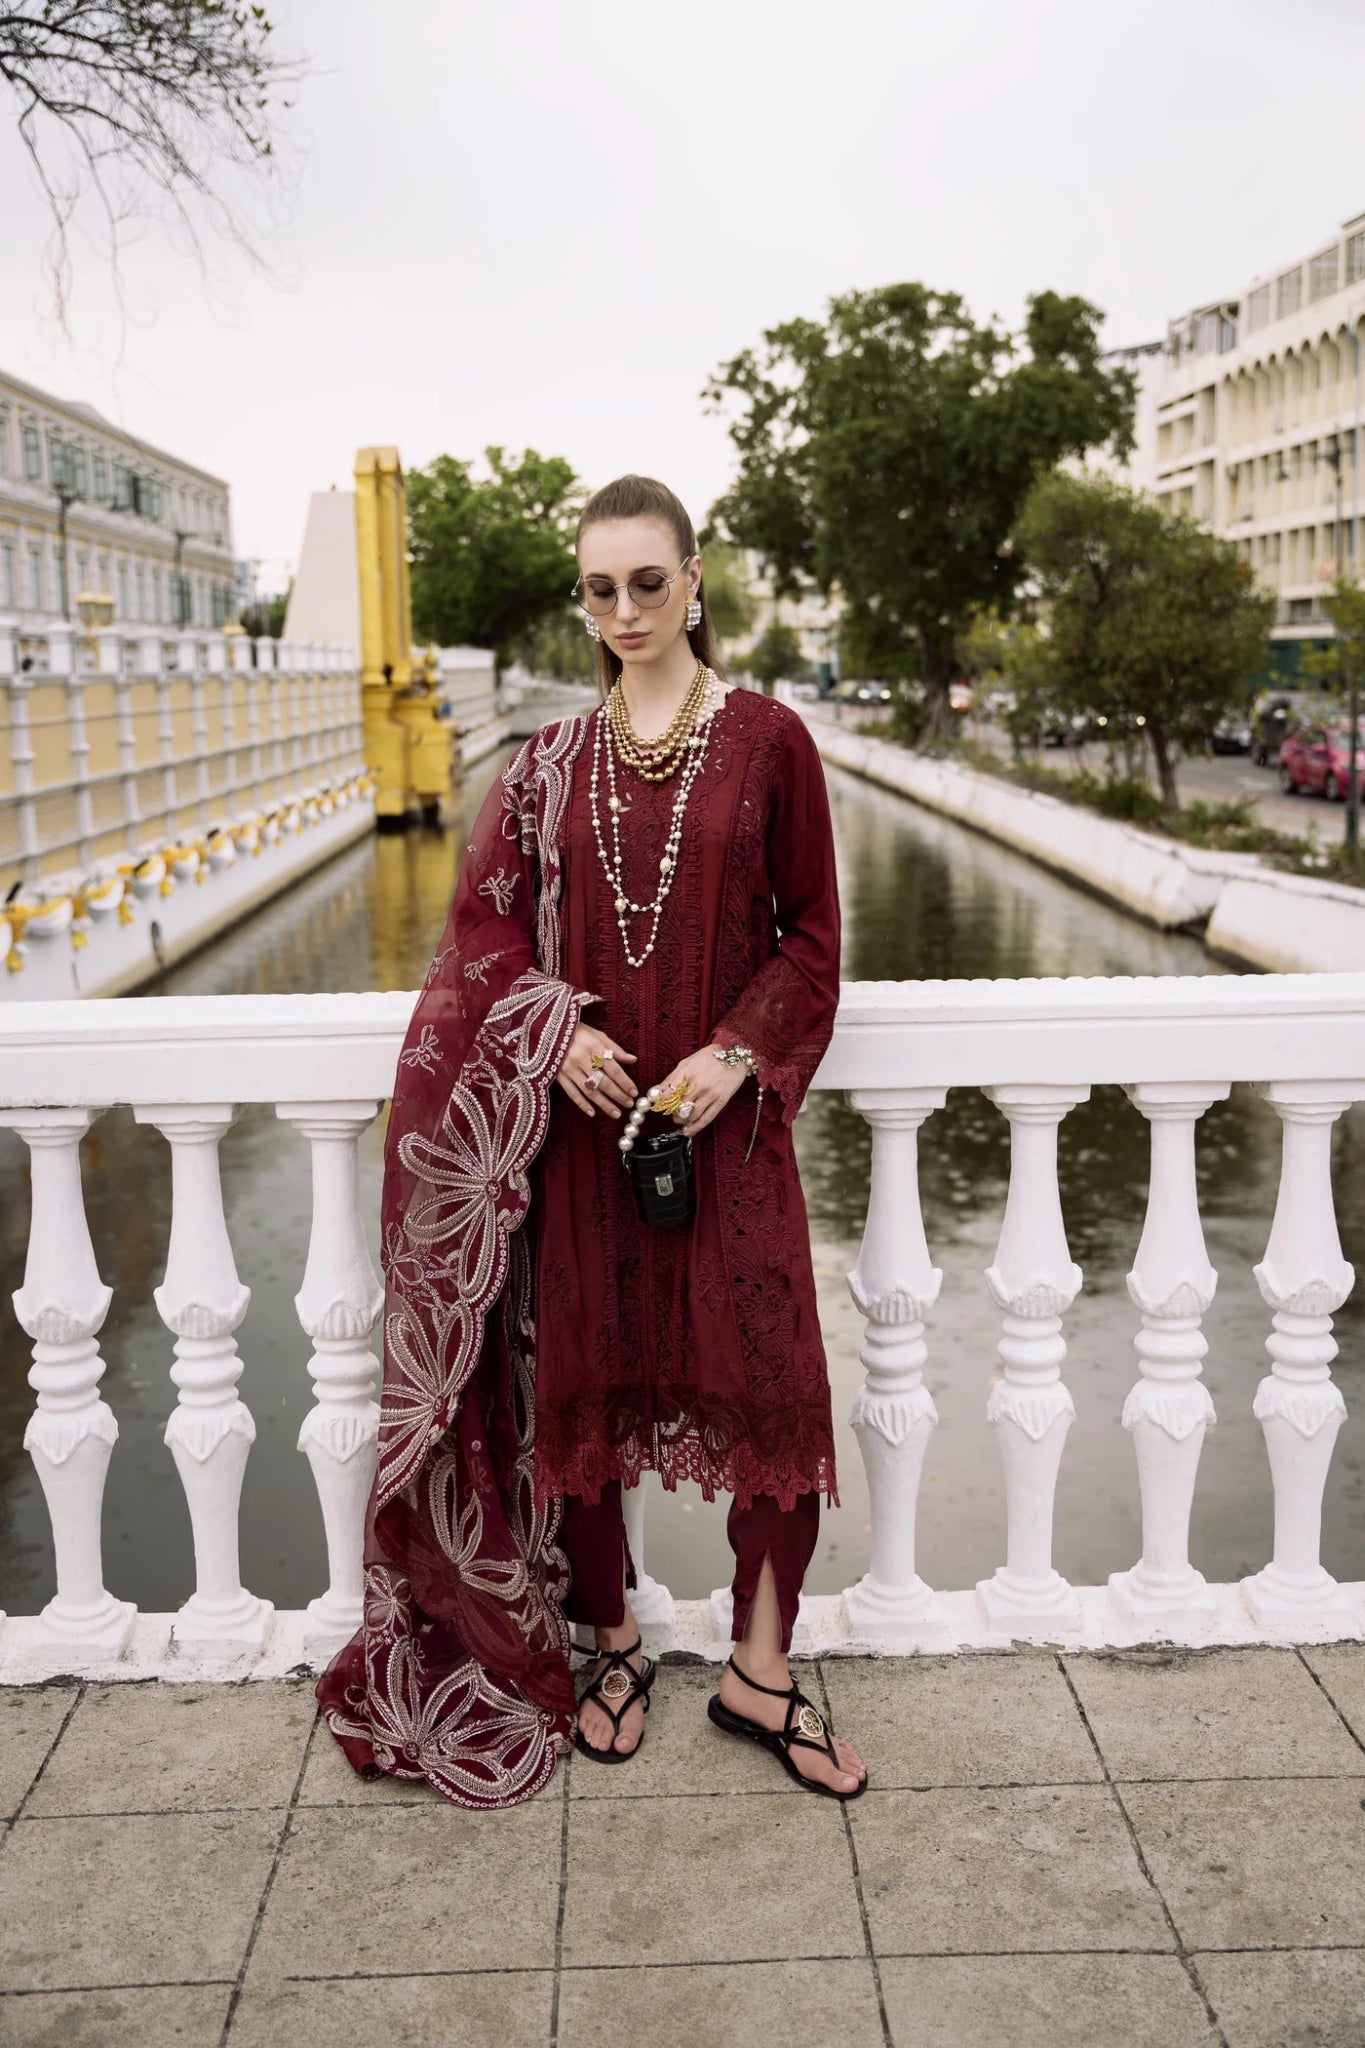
710, 1043, 764, 1161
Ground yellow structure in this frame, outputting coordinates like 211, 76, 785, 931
353, 446, 453, 823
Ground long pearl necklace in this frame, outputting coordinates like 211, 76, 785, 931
589, 669, 720, 969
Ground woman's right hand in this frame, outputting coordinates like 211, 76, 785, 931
555, 1023, 637, 1120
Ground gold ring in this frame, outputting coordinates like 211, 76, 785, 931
589, 1051, 607, 1071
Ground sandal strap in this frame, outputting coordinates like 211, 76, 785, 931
727, 1657, 839, 1769
577, 1642, 653, 1733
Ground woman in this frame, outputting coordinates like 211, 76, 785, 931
317, 474, 866, 1808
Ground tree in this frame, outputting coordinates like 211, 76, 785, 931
512, 604, 596, 685
239, 590, 287, 640
407, 448, 583, 673
697, 542, 755, 644
704, 284, 1135, 739
0, 2, 302, 325
744, 621, 808, 695
1013, 471, 1275, 810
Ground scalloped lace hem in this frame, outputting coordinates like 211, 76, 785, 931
535, 1431, 839, 1515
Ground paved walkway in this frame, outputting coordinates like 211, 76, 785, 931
2, 1646, 1365, 2047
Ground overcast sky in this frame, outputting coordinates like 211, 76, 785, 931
2, 0, 1364, 591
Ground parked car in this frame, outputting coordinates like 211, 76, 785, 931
1211, 712, 1252, 755
1277, 722, 1365, 800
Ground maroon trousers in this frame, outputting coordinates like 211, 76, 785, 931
558, 1482, 820, 1653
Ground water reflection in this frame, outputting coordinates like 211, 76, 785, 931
0, 749, 1361, 1617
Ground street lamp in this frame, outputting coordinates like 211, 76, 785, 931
1316, 433, 1359, 851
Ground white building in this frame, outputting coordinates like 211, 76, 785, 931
0, 370, 235, 634
1153, 212, 1365, 677
1094, 339, 1163, 491
733, 549, 842, 685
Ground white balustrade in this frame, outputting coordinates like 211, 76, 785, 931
1242, 1080, 1365, 1636
842, 1087, 950, 1646
134, 1102, 273, 1651
0, 975, 1361, 1679
977, 1084, 1087, 1636
622, 1477, 676, 1631
276, 1099, 383, 1659
1108, 1083, 1227, 1634
0, 1107, 134, 1655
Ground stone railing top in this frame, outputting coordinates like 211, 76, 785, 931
0, 972, 1363, 1107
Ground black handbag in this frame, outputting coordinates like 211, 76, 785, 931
622, 1127, 695, 1227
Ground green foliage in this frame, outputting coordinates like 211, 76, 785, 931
1300, 575, 1365, 693
699, 543, 756, 644
704, 282, 1135, 738
512, 604, 596, 684
408, 448, 583, 667
745, 621, 809, 692
1013, 471, 1275, 809
239, 591, 288, 640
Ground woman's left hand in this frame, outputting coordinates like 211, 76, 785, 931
654, 1045, 751, 1137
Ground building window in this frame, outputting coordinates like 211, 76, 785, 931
1245, 284, 1271, 333
71, 446, 88, 496
97, 552, 110, 594
93, 455, 108, 502
1348, 231, 1365, 286
21, 423, 42, 480
116, 559, 129, 616
0, 408, 9, 475
0, 539, 14, 608
135, 562, 145, 621
1276, 268, 1303, 320
1218, 316, 1237, 353
75, 548, 88, 594
1309, 247, 1340, 302
112, 464, 135, 512
28, 543, 44, 610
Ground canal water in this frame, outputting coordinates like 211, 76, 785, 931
1, 747, 1362, 1619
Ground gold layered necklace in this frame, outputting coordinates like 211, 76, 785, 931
606, 661, 709, 783
589, 665, 721, 968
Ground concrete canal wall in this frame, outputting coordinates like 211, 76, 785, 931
807, 716, 1365, 974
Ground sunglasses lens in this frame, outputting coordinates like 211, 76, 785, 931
627, 574, 670, 608
581, 583, 617, 614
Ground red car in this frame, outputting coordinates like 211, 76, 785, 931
1277, 721, 1365, 800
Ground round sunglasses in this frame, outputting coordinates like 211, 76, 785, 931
572, 553, 694, 617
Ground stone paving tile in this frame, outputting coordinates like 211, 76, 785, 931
0, 1811, 282, 1991
1124, 1778, 1365, 1951
878, 1954, 1218, 2047
569, 1662, 801, 1800
0, 1983, 232, 2046
296, 1715, 442, 1808
852, 1785, 1171, 1956
821, 1651, 1101, 1789
557, 1958, 885, 2048
1198, 1948, 1365, 2048
229, 1968, 554, 2048
26, 1681, 315, 1816
250, 1801, 562, 1981
1065, 1648, 1365, 1781
0, 1687, 77, 1820
560, 1790, 863, 1967
1301, 1644, 1365, 1755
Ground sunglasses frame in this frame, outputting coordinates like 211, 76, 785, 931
572, 552, 695, 617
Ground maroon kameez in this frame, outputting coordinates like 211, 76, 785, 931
316, 691, 841, 1809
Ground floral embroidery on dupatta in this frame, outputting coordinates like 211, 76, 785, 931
316, 715, 593, 1810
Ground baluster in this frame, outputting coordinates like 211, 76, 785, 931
1242, 1080, 1363, 1634
621, 1477, 676, 1631
1108, 1083, 1226, 1634
0, 1109, 134, 1655
276, 1101, 383, 1659
977, 1085, 1087, 1636
842, 1087, 950, 1646
134, 1103, 273, 1651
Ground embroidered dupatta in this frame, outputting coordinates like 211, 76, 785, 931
315, 717, 595, 1809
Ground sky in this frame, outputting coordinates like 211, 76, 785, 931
2, 0, 1364, 593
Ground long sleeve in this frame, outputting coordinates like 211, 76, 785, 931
709, 706, 841, 1122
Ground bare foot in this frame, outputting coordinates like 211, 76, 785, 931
718, 1657, 866, 1795
576, 1623, 648, 1758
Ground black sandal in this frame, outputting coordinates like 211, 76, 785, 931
573, 1637, 656, 1765
707, 1654, 867, 1800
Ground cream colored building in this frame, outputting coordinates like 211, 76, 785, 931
0, 369, 235, 634
1153, 212, 1365, 675
733, 549, 842, 684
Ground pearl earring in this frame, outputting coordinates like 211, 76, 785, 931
585, 615, 601, 639
685, 597, 702, 630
